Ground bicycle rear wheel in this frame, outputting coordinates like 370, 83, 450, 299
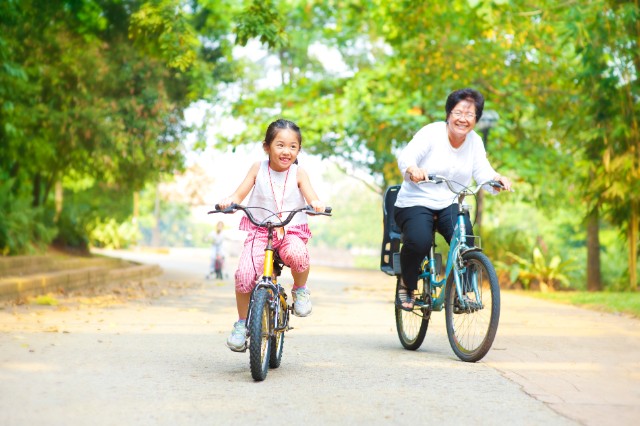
249, 287, 272, 381
395, 276, 429, 350
269, 290, 287, 368
445, 251, 500, 362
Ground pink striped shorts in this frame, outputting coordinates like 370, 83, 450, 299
234, 219, 312, 293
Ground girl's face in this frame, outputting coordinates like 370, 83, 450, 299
264, 129, 301, 172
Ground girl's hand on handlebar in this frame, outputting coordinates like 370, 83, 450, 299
217, 197, 235, 211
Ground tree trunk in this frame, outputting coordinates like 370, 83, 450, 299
32, 173, 41, 207
133, 191, 139, 225
54, 181, 63, 222
586, 208, 602, 291
629, 201, 638, 291
151, 186, 161, 247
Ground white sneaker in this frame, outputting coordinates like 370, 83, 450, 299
226, 321, 247, 352
292, 288, 312, 317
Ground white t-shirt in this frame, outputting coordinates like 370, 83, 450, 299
395, 121, 497, 210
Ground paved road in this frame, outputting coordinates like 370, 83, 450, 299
1, 248, 638, 425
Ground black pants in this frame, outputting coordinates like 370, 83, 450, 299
394, 204, 473, 292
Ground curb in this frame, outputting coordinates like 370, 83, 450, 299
0, 262, 163, 301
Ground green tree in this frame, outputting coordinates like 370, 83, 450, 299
0, 0, 238, 253
215, 0, 630, 292
561, 1, 640, 291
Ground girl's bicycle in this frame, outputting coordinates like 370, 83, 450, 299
209, 203, 331, 381
380, 175, 506, 362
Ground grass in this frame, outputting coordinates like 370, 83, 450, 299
527, 291, 640, 319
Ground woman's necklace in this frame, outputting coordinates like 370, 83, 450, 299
268, 162, 290, 238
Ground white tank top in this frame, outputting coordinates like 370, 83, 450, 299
244, 160, 308, 227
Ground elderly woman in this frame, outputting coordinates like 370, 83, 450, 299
394, 88, 512, 310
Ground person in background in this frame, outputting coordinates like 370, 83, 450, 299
206, 221, 226, 280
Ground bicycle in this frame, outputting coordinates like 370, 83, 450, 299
206, 254, 224, 280
209, 203, 332, 381
380, 175, 506, 362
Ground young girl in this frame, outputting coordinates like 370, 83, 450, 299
217, 119, 326, 352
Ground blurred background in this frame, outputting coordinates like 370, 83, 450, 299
1, 0, 638, 293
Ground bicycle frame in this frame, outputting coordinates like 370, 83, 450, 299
418, 176, 501, 312
245, 224, 288, 335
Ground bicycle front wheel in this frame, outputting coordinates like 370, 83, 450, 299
445, 251, 500, 362
395, 276, 429, 350
269, 290, 287, 369
249, 287, 272, 381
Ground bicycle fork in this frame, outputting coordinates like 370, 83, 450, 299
451, 220, 483, 312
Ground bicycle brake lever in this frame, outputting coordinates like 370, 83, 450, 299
425, 174, 443, 184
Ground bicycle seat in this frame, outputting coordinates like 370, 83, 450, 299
380, 185, 402, 276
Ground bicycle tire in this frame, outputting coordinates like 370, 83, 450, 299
249, 287, 272, 381
394, 276, 429, 350
269, 291, 287, 368
445, 251, 500, 362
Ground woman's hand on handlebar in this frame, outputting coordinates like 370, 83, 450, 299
406, 166, 427, 183
493, 175, 513, 192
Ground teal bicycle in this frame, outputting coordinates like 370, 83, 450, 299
381, 175, 505, 362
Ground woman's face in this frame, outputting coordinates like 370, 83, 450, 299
264, 129, 301, 172
447, 99, 477, 141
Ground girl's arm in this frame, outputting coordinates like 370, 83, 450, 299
218, 161, 260, 209
297, 167, 325, 212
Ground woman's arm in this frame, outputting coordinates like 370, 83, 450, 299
297, 167, 325, 212
398, 125, 431, 182
218, 161, 260, 209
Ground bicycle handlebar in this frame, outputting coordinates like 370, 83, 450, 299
423, 174, 508, 194
208, 203, 332, 228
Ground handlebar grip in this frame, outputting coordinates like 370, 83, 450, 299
304, 205, 332, 215
428, 174, 436, 181
208, 203, 237, 214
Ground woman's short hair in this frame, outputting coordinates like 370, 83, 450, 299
445, 88, 485, 121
